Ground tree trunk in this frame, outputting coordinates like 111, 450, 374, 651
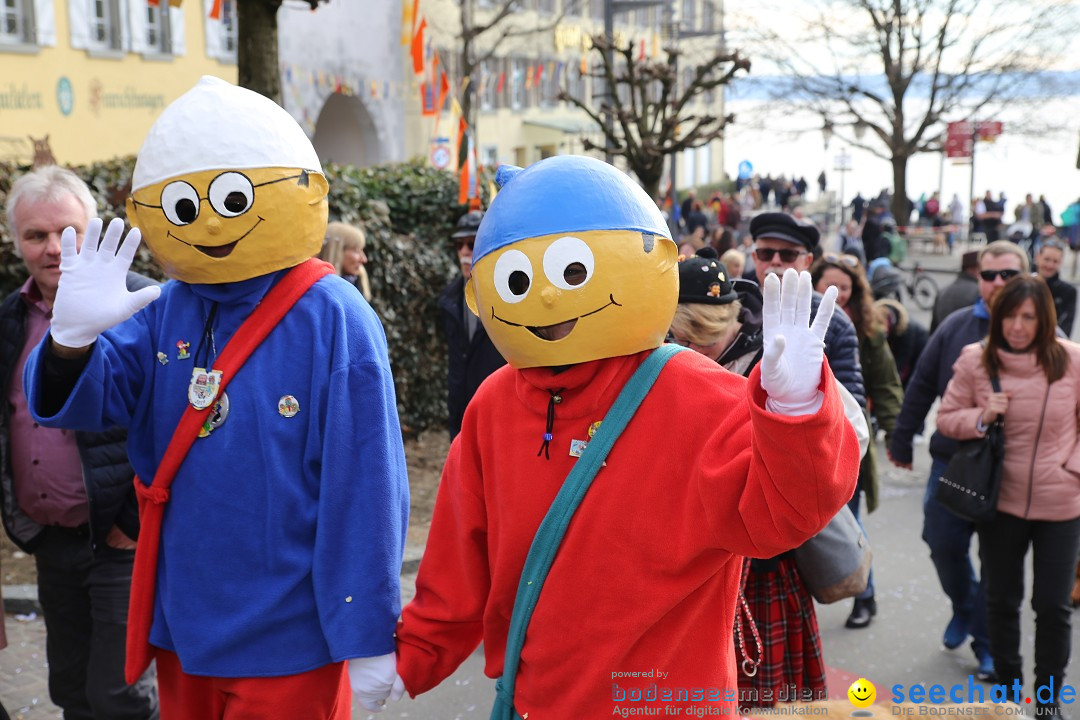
238, 0, 283, 104
891, 153, 909, 227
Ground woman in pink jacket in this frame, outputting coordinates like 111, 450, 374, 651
938, 275, 1080, 716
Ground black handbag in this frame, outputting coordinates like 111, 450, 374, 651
935, 374, 1004, 523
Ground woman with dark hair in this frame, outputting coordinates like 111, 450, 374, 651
811, 253, 904, 630
937, 276, 1080, 715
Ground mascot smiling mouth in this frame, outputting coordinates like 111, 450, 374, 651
493, 295, 621, 341
170, 217, 265, 259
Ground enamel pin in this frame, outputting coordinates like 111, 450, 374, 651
176, 340, 191, 360
188, 367, 222, 410
156, 351, 169, 365
278, 395, 300, 418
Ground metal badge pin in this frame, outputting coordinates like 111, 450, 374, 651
278, 395, 300, 418
176, 340, 191, 360
156, 351, 169, 365
197, 393, 230, 438
188, 367, 222, 410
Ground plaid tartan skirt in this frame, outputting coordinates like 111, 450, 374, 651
735, 556, 827, 709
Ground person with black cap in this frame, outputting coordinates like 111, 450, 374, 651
438, 210, 506, 438
672, 248, 870, 708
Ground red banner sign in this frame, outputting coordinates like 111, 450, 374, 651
946, 121, 1004, 159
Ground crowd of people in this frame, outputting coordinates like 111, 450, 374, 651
0, 79, 1078, 717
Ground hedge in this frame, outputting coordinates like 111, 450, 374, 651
0, 157, 491, 435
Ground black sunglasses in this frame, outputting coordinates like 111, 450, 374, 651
979, 269, 1022, 282
454, 238, 475, 250
754, 247, 807, 263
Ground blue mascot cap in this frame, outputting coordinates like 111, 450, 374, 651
473, 155, 671, 265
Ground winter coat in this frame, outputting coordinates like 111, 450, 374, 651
0, 273, 154, 554
438, 275, 506, 438
931, 273, 980, 333
859, 328, 904, 512
1043, 273, 1077, 338
937, 343, 1080, 521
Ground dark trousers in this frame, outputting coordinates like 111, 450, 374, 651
922, 459, 991, 656
977, 511, 1080, 698
34, 526, 158, 720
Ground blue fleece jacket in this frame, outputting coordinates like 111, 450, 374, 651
25, 270, 409, 677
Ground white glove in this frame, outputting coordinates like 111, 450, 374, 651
348, 653, 405, 713
50, 218, 161, 348
760, 268, 838, 416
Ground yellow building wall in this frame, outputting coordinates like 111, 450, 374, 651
0, 1, 236, 166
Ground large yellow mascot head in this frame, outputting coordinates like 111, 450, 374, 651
466, 155, 678, 369
126, 76, 328, 284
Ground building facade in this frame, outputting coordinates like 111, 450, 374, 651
0, 0, 238, 166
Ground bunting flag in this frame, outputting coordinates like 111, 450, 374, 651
458, 120, 478, 207
450, 97, 463, 118
555, 62, 564, 84
496, 72, 506, 94
651, 32, 659, 59
435, 68, 449, 115
400, 0, 413, 45
411, 17, 427, 74
169, 0, 182, 6
421, 82, 437, 116
534, 64, 544, 87
524, 65, 532, 90
148, 0, 159, 6
457, 116, 469, 201
639, 39, 646, 61
209, 0, 222, 20
580, 55, 588, 74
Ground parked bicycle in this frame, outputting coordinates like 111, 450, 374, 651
868, 258, 939, 311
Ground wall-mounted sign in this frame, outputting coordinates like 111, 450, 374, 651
88, 78, 167, 116
0, 83, 44, 113
56, 77, 74, 116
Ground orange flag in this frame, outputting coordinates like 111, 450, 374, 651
436, 69, 449, 114
209, 0, 222, 20
411, 17, 427, 75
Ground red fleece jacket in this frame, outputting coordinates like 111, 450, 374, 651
396, 349, 859, 717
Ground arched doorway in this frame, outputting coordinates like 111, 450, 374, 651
312, 93, 383, 168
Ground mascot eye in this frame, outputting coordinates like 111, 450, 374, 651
493, 249, 533, 304
543, 236, 594, 290
208, 173, 254, 217
160, 181, 200, 226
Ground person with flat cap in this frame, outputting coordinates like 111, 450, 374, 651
672, 247, 870, 707
438, 210, 506, 439
749, 212, 875, 629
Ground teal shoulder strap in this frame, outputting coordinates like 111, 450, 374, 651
491, 343, 687, 720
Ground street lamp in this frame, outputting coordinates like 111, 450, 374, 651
834, 147, 852, 225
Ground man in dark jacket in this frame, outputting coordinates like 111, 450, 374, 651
888, 240, 1030, 683
0, 167, 159, 719
930, 250, 981, 332
439, 210, 506, 438
1034, 240, 1076, 337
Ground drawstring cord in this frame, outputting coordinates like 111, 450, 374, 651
536, 388, 564, 460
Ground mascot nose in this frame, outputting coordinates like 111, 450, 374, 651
206, 218, 222, 236
541, 286, 559, 308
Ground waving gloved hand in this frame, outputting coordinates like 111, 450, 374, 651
760, 268, 837, 416
348, 653, 405, 713
50, 218, 161, 349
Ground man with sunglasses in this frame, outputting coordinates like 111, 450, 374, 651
751, 213, 866, 409
439, 210, 506, 438
889, 240, 1031, 682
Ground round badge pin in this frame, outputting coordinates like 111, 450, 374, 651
278, 395, 300, 418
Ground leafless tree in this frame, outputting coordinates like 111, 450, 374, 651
737, 0, 1078, 220
238, 0, 327, 104
560, 33, 749, 200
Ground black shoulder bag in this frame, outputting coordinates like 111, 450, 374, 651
935, 373, 1004, 523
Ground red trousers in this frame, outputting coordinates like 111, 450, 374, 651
156, 650, 352, 720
